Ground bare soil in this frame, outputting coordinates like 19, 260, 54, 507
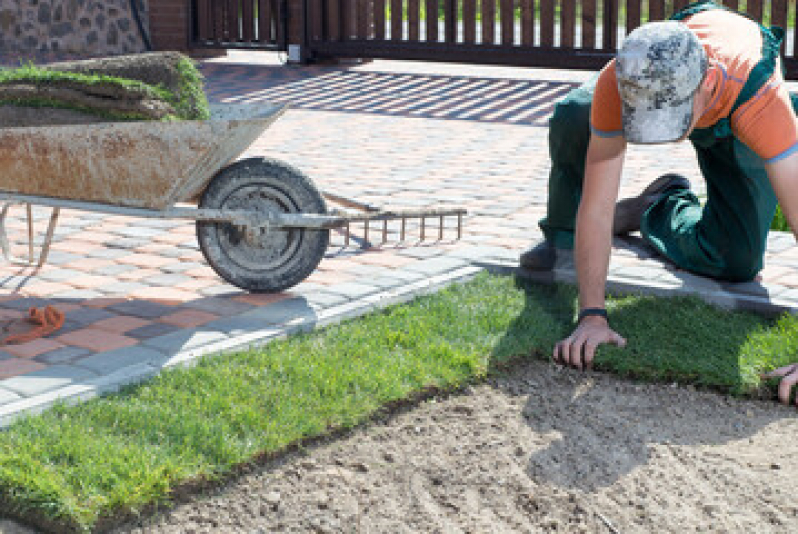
106, 361, 798, 534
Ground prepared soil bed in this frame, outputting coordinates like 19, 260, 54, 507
102, 360, 798, 534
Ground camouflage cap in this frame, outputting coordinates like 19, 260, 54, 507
616, 21, 708, 144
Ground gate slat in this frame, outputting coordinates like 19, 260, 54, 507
196, 0, 211, 41
341, 0, 352, 39
746, 0, 763, 21
310, 0, 323, 40
602, 0, 618, 50
540, 0, 555, 46
242, 0, 254, 41
626, 0, 641, 33
561, 0, 576, 47
482, 0, 496, 44
672, 0, 690, 15
227, 0, 239, 41
375, 0, 386, 39
722, 0, 739, 10
356, 0, 369, 38
649, 0, 664, 22
408, 0, 420, 41
499, 0, 514, 46
328, 0, 341, 40
391, 0, 402, 40
445, 0, 456, 43
463, 0, 477, 44
582, 0, 596, 49
257, 0, 271, 42
520, 0, 534, 46
772, 0, 788, 54
426, 0, 438, 42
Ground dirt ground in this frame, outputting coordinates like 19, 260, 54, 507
108, 361, 796, 534
2, 360, 796, 534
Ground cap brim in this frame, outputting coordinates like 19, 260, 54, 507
621, 98, 695, 144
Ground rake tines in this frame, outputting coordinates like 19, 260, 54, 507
324, 192, 465, 249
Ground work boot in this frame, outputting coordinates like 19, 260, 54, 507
613, 173, 691, 235
519, 240, 558, 271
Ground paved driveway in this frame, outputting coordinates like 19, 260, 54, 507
0, 52, 796, 424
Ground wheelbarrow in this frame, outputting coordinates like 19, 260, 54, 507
0, 103, 466, 292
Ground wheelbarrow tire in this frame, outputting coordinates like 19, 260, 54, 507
197, 157, 329, 293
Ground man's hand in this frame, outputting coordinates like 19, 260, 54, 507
553, 316, 627, 370
761, 364, 798, 406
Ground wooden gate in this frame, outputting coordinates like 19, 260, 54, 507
306, 0, 798, 78
191, 0, 288, 49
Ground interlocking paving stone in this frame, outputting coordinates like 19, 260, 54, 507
0, 365, 97, 397
74, 346, 167, 376
238, 297, 318, 325
108, 300, 176, 319
403, 257, 469, 275
142, 329, 229, 353
320, 282, 380, 299
34, 347, 93, 365
65, 307, 117, 325
126, 323, 183, 340
183, 298, 254, 316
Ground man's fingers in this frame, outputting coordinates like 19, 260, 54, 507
583, 340, 599, 370
761, 363, 798, 379
777, 368, 798, 405
611, 332, 627, 348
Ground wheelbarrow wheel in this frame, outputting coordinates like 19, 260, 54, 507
197, 157, 329, 293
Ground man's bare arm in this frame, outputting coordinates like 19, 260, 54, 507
553, 133, 628, 369
764, 151, 798, 406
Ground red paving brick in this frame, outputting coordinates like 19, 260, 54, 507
116, 254, 175, 269
160, 309, 220, 328
232, 292, 290, 306
0, 358, 46, 380
93, 316, 152, 334
129, 287, 198, 304
57, 328, 138, 352
4, 339, 66, 359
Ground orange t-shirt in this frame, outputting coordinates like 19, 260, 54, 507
590, 9, 798, 163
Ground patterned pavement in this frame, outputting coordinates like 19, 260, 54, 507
0, 51, 797, 424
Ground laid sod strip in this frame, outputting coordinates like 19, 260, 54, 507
0, 273, 795, 532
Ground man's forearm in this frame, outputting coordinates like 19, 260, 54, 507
575, 208, 613, 311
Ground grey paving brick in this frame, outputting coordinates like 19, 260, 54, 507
611, 265, 665, 281
51, 289, 105, 300
105, 237, 150, 249
74, 346, 167, 375
0, 388, 21, 405
239, 297, 318, 325
0, 350, 14, 361
86, 248, 133, 260
362, 276, 408, 290
0, 297, 48, 311
199, 285, 247, 298
402, 257, 469, 275
112, 227, 166, 238
396, 247, 446, 259
299, 291, 350, 308
1, 365, 97, 397
96, 282, 150, 294
143, 329, 229, 353
45, 251, 82, 265
126, 323, 182, 340
184, 298, 254, 316
66, 307, 116, 325
162, 261, 206, 273
202, 316, 280, 337
92, 264, 138, 276
108, 300, 175, 319
34, 346, 93, 365
322, 282, 379, 299
144, 273, 194, 286
445, 245, 515, 262
36, 268, 85, 282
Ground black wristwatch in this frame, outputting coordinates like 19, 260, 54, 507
577, 307, 608, 324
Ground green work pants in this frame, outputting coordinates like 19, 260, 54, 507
538, 80, 796, 282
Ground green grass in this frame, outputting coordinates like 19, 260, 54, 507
0, 61, 209, 122
0, 273, 795, 532
772, 205, 790, 231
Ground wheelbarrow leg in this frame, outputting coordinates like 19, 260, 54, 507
37, 208, 60, 269
0, 203, 60, 268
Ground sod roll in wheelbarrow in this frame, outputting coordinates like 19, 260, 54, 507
0, 51, 210, 127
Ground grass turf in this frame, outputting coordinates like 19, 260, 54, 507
0, 273, 795, 532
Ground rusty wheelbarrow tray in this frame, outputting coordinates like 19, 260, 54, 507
0, 103, 466, 292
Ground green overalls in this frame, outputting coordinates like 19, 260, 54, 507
538, 0, 793, 282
